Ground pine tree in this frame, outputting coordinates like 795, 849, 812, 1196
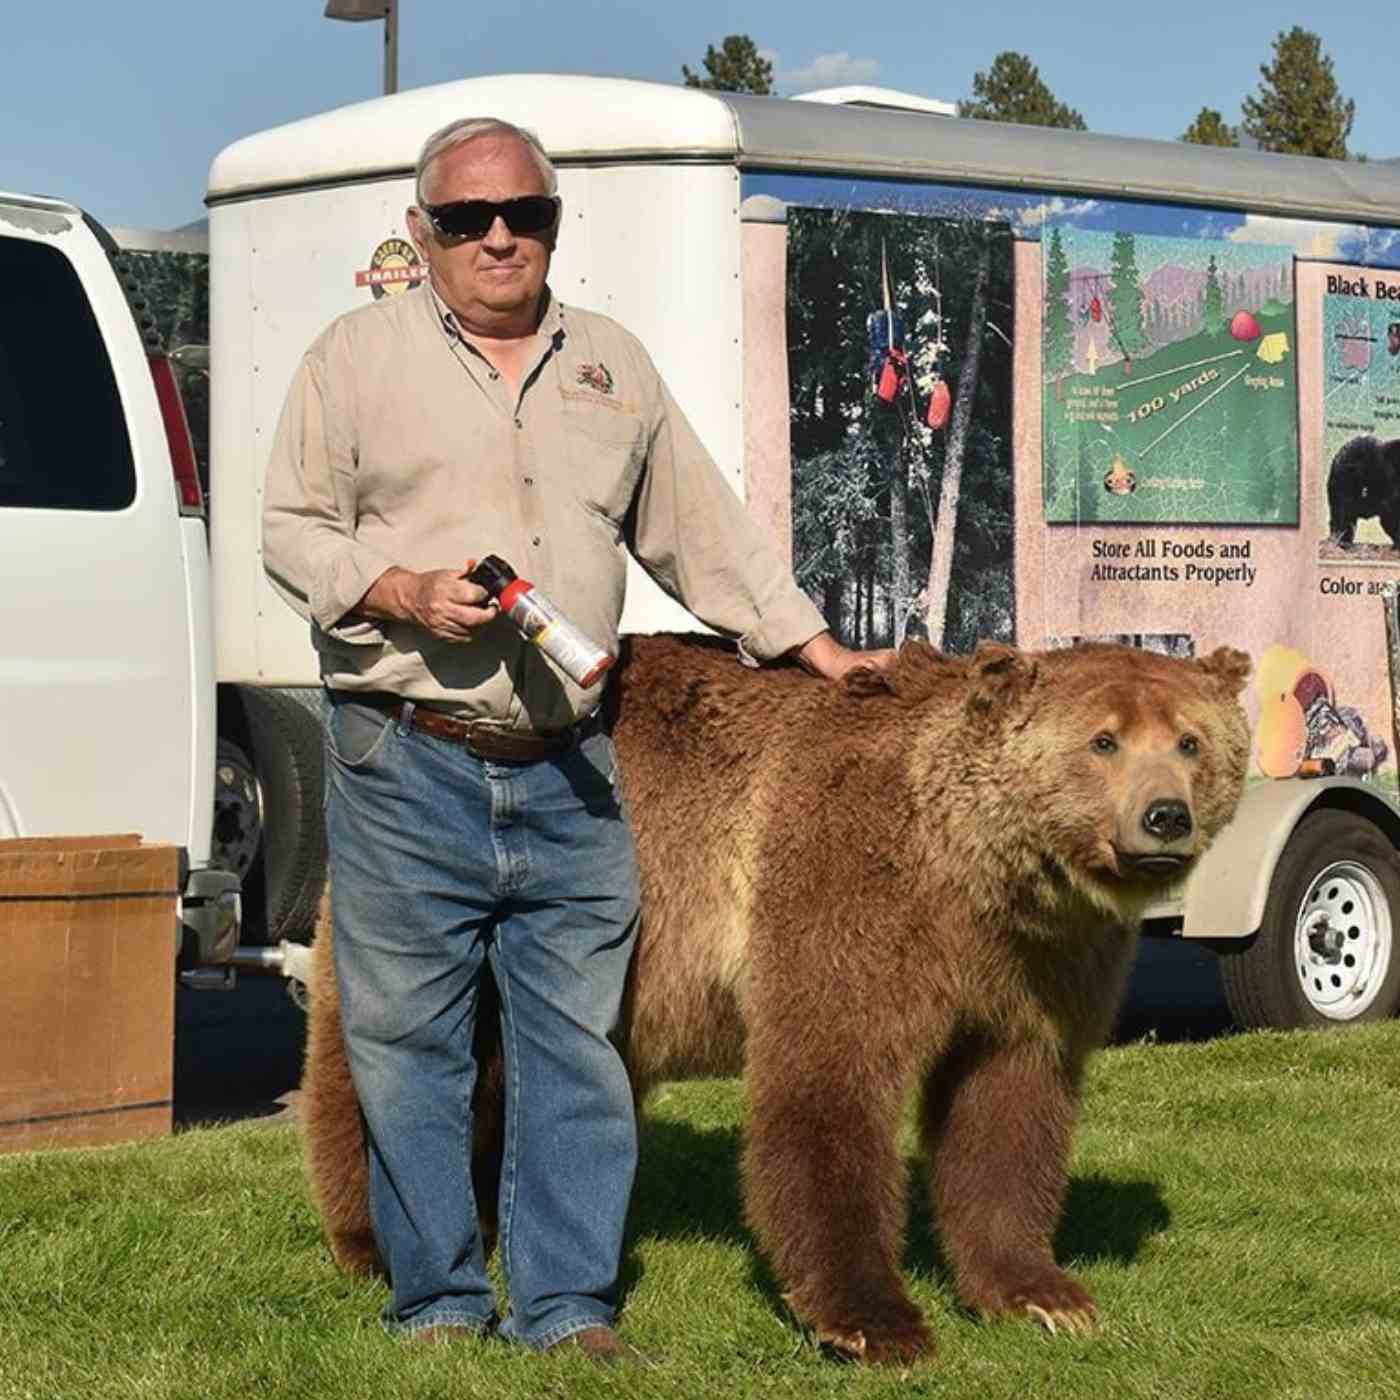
1108, 233, 1145, 362
959, 52, 1086, 129
1203, 255, 1225, 334
1181, 108, 1239, 147
1240, 27, 1355, 158
681, 35, 774, 94
1044, 228, 1074, 391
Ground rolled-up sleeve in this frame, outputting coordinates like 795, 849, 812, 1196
261, 341, 394, 644
628, 375, 827, 662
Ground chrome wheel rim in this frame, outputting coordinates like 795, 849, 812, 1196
1293, 860, 1392, 1020
212, 748, 263, 877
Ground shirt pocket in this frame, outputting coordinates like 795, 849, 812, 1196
561, 393, 646, 526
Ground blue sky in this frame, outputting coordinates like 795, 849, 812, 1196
3, 1, 1396, 231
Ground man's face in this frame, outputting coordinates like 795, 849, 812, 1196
407, 134, 555, 336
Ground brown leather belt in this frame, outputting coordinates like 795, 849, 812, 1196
343, 692, 592, 762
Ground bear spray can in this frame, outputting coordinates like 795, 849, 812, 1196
467, 555, 615, 689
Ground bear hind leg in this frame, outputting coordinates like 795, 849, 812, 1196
469, 969, 506, 1256
301, 923, 382, 1277
920, 1036, 1097, 1336
301, 922, 508, 1273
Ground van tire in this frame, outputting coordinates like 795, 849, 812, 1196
213, 737, 263, 888
1219, 810, 1400, 1030
237, 686, 328, 945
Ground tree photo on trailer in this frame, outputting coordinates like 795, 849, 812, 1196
786, 205, 1015, 654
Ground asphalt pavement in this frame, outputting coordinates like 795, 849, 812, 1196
172, 936, 1234, 1130
174, 970, 307, 1128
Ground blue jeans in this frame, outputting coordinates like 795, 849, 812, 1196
324, 695, 641, 1347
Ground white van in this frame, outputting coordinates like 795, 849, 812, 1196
0, 191, 238, 967
205, 75, 1400, 1030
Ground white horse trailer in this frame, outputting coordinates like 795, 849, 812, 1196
206, 74, 1400, 1029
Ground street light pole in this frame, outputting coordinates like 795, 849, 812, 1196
323, 0, 399, 97
383, 0, 398, 96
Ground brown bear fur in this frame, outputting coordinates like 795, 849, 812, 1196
300, 634, 1251, 1364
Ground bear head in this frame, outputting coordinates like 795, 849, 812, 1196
959, 641, 1252, 923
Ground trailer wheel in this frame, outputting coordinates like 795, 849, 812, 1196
1219, 810, 1400, 1030
233, 687, 328, 945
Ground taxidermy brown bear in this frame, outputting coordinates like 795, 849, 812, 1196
300, 635, 1251, 1364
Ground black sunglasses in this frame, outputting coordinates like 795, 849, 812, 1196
421, 195, 560, 240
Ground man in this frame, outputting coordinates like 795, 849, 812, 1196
262, 116, 889, 1357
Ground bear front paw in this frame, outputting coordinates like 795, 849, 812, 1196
973, 1263, 1098, 1336
797, 1295, 933, 1365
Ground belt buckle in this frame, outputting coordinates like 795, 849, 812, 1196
463, 720, 577, 762
462, 720, 500, 760
463, 721, 529, 762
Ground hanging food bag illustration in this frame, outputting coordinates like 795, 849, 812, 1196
866, 308, 907, 397
878, 346, 909, 402
871, 239, 913, 408
926, 376, 952, 429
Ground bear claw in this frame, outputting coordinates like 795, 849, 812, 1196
818, 1321, 933, 1366
973, 1264, 1098, 1335
1024, 1303, 1098, 1337
816, 1326, 867, 1360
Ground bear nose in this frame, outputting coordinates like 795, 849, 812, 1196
1142, 799, 1192, 842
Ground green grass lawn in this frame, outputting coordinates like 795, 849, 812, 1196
3, 1024, 1400, 1399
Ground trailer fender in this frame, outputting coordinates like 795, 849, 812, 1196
1180, 777, 1400, 939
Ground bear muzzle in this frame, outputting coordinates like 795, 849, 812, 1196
1117, 798, 1195, 879
1141, 797, 1192, 843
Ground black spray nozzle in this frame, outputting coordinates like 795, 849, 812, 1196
466, 554, 517, 598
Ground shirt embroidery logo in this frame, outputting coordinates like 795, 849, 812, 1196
576, 362, 614, 395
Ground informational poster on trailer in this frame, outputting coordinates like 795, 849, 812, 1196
1318, 264, 1400, 563
1040, 225, 1298, 525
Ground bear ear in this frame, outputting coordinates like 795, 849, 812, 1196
966, 642, 1037, 719
1197, 646, 1252, 697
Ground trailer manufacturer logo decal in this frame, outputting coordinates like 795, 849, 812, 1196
355, 238, 424, 299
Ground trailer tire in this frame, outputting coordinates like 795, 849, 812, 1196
237, 686, 328, 945
1219, 810, 1400, 1030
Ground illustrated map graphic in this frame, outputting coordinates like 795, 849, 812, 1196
1041, 226, 1299, 525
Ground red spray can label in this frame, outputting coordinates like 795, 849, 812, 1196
467, 555, 615, 689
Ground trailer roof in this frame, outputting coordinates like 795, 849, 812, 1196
207, 73, 1400, 227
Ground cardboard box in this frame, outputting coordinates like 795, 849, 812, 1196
0, 836, 180, 1153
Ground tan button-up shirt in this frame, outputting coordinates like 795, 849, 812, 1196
262, 283, 826, 731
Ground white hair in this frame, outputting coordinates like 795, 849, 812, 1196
414, 117, 558, 205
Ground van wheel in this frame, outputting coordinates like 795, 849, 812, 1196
233, 687, 327, 945
213, 738, 262, 885
1219, 810, 1400, 1030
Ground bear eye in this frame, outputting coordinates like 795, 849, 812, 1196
1179, 733, 1200, 757
1091, 732, 1118, 754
